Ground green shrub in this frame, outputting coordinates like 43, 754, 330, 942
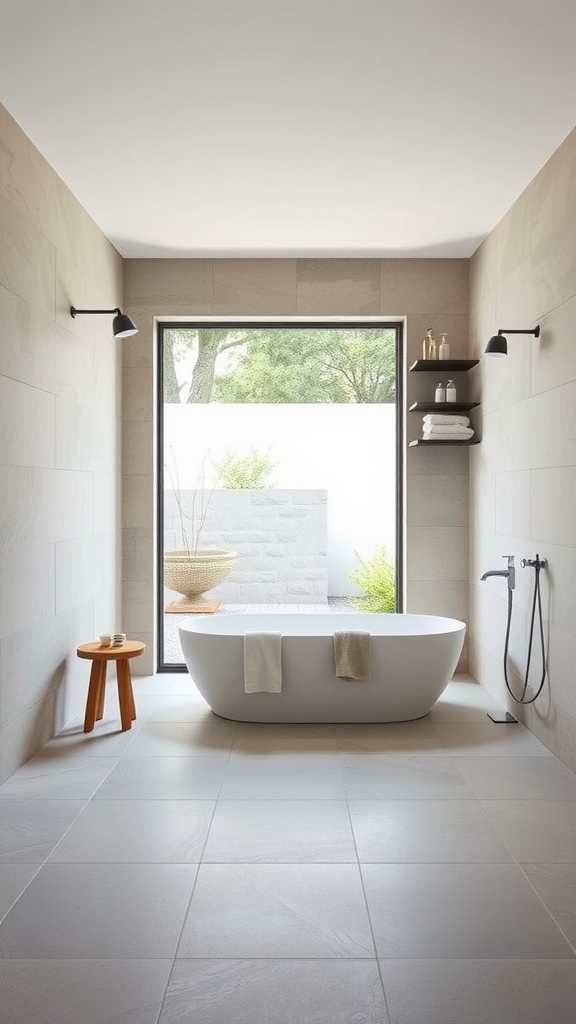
349, 545, 396, 612
214, 448, 277, 489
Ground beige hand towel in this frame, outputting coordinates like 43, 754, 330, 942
333, 630, 371, 681
244, 632, 282, 693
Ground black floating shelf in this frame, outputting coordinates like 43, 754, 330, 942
409, 359, 479, 372
409, 438, 481, 447
408, 401, 480, 413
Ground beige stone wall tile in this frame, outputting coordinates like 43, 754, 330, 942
0, 286, 97, 400
123, 474, 154, 531
406, 526, 468, 582
496, 258, 539, 328
296, 259, 379, 315
0, 543, 55, 639
125, 258, 213, 312
0, 467, 53, 551
122, 528, 155, 584
405, 580, 469, 621
124, 366, 154, 422
0, 376, 55, 467
531, 220, 576, 320
380, 259, 469, 315
495, 470, 531, 540
407, 474, 469, 528
215, 259, 296, 315
0, 194, 56, 316
532, 293, 576, 395
123, 582, 155, 635
407, 444, 469, 476
124, 420, 155, 477
531, 466, 576, 549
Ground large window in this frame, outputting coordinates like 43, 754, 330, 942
157, 322, 403, 669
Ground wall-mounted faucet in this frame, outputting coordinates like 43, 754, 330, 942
480, 554, 515, 591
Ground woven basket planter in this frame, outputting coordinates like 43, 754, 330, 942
163, 549, 238, 599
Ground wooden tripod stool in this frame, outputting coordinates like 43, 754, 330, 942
77, 640, 145, 732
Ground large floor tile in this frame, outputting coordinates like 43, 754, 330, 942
0, 866, 39, 923
335, 721, 444, 754
48, 800, 215, 863
36, 723, 140, 757
434, 722, 551, 756
202, 800, 357, 862
341, 755, 475, 800
135, 693, 212, 722
361, 863, 574, 959
481, 800, 576, 862
349, 801, 513, 863
124, 720, 237, 756
159, 959, 388, 1024
523, 863, 576, 947
132, 674, 196, 696
379, 959, 576, 1024
454, 756, 576, 800
442, 678, 504, 709
177, 863, 374, 958
0, 800, 85, 863
0, 756, 118, 800
219, 752, 345, 799
94, 755, 228, 800
0, 959, 173, 1024
0, 863, 197, 958
233, 724, 337, 753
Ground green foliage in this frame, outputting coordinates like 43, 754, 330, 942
163, 326, 398, 404
213, 328, 397, 404
349, 545, 396, 612
214, 448, 278, 489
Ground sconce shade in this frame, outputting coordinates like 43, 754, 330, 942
485, 334, 508, 357
70, 306, 138, 338
484, 325, 539, 358
112, 311, 138, 338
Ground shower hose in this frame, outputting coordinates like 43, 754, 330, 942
503, 557, 547, 704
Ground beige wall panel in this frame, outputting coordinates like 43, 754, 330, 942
296, 259, 379, 315
0, 193, 56, 316
214, 259, 296, 315
380, 259, 469, 315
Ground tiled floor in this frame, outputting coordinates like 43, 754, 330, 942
1, 674, 576, 1022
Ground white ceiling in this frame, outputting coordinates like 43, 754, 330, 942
1, 0, 575, 259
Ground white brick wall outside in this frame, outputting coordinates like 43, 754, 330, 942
164, 489, 328, 603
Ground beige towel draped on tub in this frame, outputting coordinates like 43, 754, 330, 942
244, 632, 283, 693
333, 630, 371, 681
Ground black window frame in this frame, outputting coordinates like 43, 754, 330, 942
156, 319, 404, 671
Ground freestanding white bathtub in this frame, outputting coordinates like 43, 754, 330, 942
179, 613, 465, 723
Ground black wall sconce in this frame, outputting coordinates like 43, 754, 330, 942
70, 306, 139, 338
485, 325, 540, 357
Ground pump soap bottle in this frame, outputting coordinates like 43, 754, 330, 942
439, 333, 450, 360
446, 380, 457, 403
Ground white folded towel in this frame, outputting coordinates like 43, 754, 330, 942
333, 631, 371, 681
423, 414, 470, 427
244, 632, 282, 693
423, 429, 474, 440
422, 424, 475, 436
